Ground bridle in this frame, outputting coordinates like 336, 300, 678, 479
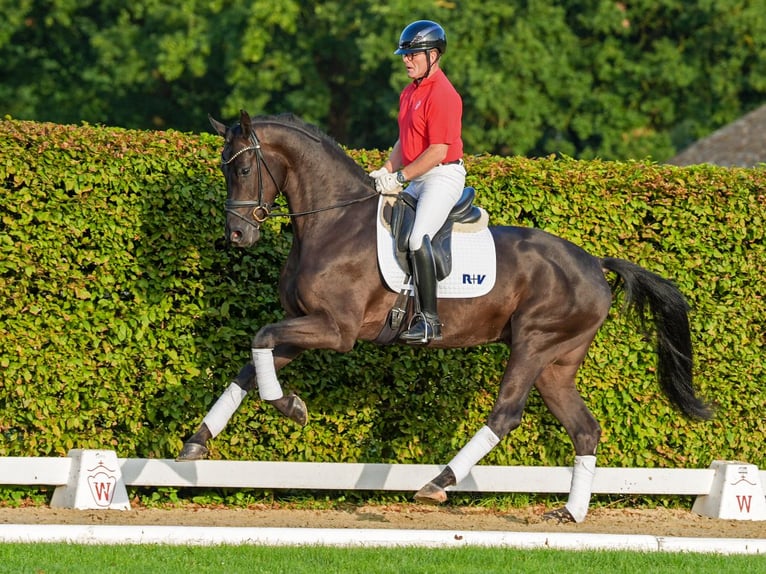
222, 127, 380, 231
222, 131, 277, 230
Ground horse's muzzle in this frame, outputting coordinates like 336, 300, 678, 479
226, 222, 260, 248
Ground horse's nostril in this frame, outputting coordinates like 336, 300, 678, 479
230, 230, 242, 243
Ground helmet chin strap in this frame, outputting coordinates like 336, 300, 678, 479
415, 49, 439, 85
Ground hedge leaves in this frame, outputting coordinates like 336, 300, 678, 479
1, 119, 763, 472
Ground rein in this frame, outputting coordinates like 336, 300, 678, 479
222, 129, 380, 229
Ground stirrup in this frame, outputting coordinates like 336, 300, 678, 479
400, 314, 442, 344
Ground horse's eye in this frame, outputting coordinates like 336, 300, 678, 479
240, 167, 251, 176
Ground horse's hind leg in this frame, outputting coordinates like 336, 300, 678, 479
415, 348, 542, 504
414, 328, 603, 516
534, 360, 601, 523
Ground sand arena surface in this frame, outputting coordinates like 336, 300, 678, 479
1, 503, 764, 539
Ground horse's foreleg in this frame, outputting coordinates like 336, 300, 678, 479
535, 361, 601, 523
248, 314, 358, 424
177, 346, 309, 461
251, 348, 308, 425
178, 312, 353, 461
177, 362, 256, 461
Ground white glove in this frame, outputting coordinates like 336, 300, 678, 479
372, 171, 402, 194
368, 167, 389, 179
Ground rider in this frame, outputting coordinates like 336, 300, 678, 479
370, 20, 465, 344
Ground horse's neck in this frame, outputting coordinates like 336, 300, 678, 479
283, 173, 377, 247
258, 121, 375, 233
268, 151, 369, 215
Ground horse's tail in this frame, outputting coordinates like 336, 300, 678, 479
601, 257, 712, 420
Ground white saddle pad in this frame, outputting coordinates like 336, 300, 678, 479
376, 195, 496, 298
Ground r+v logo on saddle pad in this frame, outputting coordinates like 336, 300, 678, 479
462, 274, 487, 285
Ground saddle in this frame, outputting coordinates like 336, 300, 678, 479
375, 187, 495, 345
388, 187, 482, 279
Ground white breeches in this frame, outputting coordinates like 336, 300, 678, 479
404, 162, 466, 251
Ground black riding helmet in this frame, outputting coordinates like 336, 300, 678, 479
395, 20, 447, 84
395, 20, 447, 56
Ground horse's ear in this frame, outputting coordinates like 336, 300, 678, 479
208, 114, 227, 137
240, 109, 253, 138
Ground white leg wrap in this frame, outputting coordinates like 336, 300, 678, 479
565, 455, 597, 523
252, 348, 284, 401
202, 382, 248, 438
446, 425, 500, 484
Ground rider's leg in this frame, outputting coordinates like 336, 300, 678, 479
399, 164, 465, 344
404, 163, 465, 252
400, 235, 441, 343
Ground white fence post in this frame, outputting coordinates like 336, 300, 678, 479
50, 449, 130, 510
692, 460, 766, 521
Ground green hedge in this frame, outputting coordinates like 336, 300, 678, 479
1, 118, 764, 472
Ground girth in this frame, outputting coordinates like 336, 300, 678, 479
389, 187, 481, 280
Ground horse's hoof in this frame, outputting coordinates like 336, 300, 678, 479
414, 481, 448, 505
286, 393, 308, 426
542, 506, 576, 524
176, 442, 209, 461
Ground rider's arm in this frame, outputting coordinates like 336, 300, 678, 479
384, 140, 404, 173
398, 143, 448, 181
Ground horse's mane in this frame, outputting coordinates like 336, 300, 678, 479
253, 113, 339, 152
253, 113, 367, 177
258, 113, 328, 141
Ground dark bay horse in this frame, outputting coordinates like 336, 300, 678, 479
178, 110, 711, 523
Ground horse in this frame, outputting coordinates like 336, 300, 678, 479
178, 109, 711, 523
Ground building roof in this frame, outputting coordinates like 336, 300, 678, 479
667, 104, 766, 167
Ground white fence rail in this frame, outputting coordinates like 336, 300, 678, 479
1, 453, 764, 520
3, 456, 759, 494
120, 460, 724, 495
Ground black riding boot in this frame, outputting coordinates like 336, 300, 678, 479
400, 236, 442, 344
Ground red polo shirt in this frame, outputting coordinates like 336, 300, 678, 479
398, 68, 463, 166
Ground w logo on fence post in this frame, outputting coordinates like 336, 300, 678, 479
50, 449, 130, 510
692, 461, 766, 521
736, 495, 752, 513
86, 461, 118, 507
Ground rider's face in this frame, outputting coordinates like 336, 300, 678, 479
402, 50, 435, 79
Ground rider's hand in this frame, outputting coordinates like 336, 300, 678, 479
371, 170, 402, 194
368, 167, 389, 179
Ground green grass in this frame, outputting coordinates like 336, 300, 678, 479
0, 544, 763, 574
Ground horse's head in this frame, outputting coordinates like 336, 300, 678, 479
210, 109, 282, 248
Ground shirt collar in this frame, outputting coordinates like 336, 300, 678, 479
413, 67, 443, 88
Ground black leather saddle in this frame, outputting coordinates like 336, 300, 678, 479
388, 187, 482, 280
